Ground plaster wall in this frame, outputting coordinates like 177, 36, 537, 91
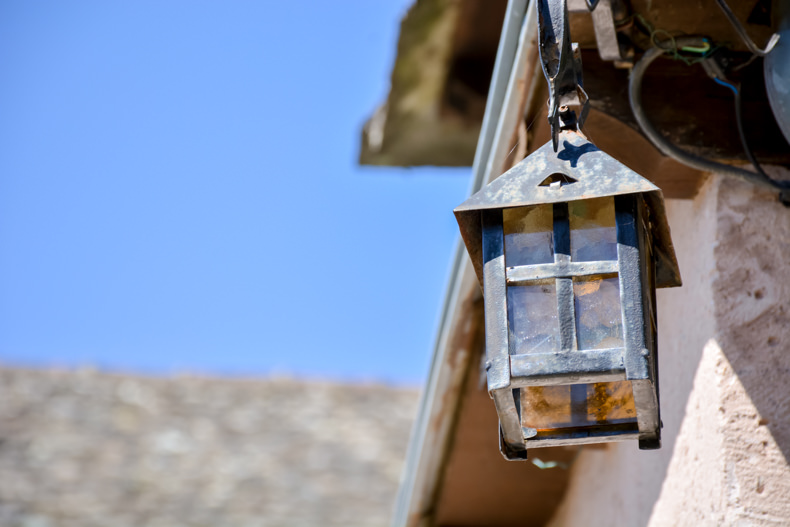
546, 170, 790, 526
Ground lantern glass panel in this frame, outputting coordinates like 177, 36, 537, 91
520, 381, 638, 431
507, 280, 559, 354
573, 275, 624, 350
503, 204, 554, 266
569, 197, 617, 262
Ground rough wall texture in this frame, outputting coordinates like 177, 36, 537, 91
655, 168, 790, 525
0, 367, 419, 527
547, 169, 790, 526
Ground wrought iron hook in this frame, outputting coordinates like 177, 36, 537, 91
537, 0, 590, 151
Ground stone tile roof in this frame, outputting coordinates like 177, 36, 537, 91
0, 367, 419, 527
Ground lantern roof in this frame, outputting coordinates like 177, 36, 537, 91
455, 130, 682, 288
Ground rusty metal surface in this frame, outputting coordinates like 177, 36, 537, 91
553, 203, 579, 354
476, 194, 666, 456
482, 210, 511, 394
617, 195, 661, 447
510, 348, 626, 385
524, 427, 640, 448
455, 129, 679, 457
482, 210, 525, 454
455, 130, 682, 290
537, 0, 590, 150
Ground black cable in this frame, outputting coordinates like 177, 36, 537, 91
628, 37, 789, 197
712, 77, 769, 181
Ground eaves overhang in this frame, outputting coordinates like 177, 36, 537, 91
361, 0, 789, 177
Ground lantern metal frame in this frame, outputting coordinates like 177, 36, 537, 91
455, 130, 682, 460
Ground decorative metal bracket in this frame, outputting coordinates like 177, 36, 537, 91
537, 0, 590, 151
590, 0, 630, 63
568, 0, 633, 64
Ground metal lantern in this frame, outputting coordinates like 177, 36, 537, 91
454, 129, 682, 460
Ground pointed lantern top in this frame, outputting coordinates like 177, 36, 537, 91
455, 130, 682, 289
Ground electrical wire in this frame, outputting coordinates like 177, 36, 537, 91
712, 77, 737, 95
628, 36, 790, 197
712, 77, 771, 181
714, 0, 780, 57
632, 15, 717, 64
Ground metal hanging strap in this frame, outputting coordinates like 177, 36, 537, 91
537, 0, 590, 151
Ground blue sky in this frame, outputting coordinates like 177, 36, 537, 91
0, 1, 472, 384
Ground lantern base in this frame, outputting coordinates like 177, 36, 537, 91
498, 419, 661, 457
499, 426, 529, 461
638, 437, 662, 450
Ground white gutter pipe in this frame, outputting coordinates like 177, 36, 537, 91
391, 2, 540, 525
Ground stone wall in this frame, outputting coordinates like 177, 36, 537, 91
0, 367, 419, 527
546, 170, 790, 526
